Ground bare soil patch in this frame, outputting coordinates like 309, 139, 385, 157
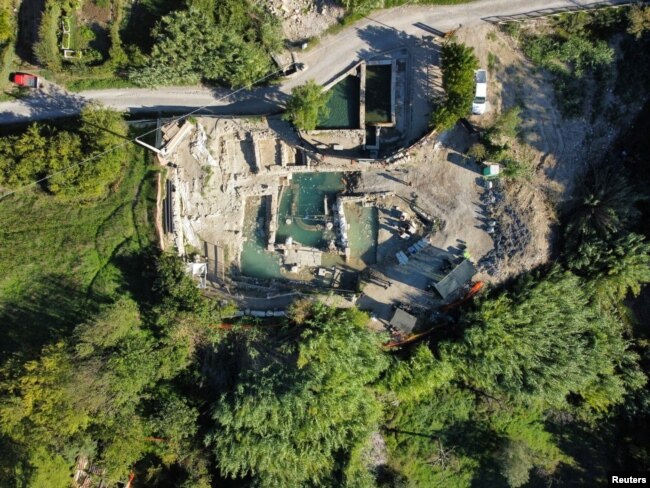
449, 23, 640, 280
81, 0, 111, 24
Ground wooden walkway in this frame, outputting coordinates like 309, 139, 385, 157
204, 241, 225, 282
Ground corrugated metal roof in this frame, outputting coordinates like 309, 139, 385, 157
434, 259, 477, 301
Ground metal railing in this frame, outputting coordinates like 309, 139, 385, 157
482, 0, 649, 24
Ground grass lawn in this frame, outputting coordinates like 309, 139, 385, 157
0, 142, 159, 361
66, 76, 139, 92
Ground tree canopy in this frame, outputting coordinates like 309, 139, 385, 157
129, 0, 280, 88
0, 252, 215, 486
283, 80, 332, 131
0, 105, 128, 200
208, 304, 388, 487
442, 269, 643, 412
431, 42, 479, 130
563, 168, 641, 245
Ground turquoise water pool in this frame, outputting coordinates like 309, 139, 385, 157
276, 172, 345, 247
317, 75, 361, 129
240, 197, 283, 279
239, 173, 378, 279
345, 205, 378, 266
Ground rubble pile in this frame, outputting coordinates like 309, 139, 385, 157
267, 0, 345, 41
190, 124, 217, 167
478, 182, 532, 276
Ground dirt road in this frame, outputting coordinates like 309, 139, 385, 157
0, 0, 635, 123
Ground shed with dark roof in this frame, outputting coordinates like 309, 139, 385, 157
389, 308, 418, 335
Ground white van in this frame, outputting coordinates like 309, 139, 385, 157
472, 69, 487, 115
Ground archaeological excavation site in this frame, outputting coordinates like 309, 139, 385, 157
155, 101, 500, 337
159, 115, 398, 292
151, 42, 542, 337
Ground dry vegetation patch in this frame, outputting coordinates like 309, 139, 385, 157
449, 22, 641, 280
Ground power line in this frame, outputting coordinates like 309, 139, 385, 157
0, 7, 424, 202
0, 66, 289, 202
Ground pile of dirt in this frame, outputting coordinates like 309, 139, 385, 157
268, 0, 345, 41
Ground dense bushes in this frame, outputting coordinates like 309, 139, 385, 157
628, 5, 650, 38
338, 0, 472, 15
467, 107, 535, 180
34, 1, 63, 70
522, 35, 614, 76
0, 251, 217, 487
0, 0, 15, 96
0, 0, 11, 44
510, 9, 622, 117
521, 34, 614, 116
129, 0, 281, 87
0, 105, 128, 199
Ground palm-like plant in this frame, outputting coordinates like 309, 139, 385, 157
590, 233, 650, 309
564, 168, 642, 241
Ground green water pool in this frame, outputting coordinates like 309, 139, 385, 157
317, 75, 361, 129
365, 64, 392, 124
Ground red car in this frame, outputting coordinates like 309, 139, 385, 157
10, 72, 40, 88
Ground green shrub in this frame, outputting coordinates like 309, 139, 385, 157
340, 0, 474, 13
0, 9, 11, 43
129, 3, 275, 88
0, 105, 128, 200
520, 23, 614, 117
66, 76, 136, 91
500, 157, 533, 180
467, 142, 487, 161
34, 2, 62, 71
522, 33, 613, 75
487, 106, 522, 140
430, 103, 458, 131
628, 5, 650, 39
502, 22, 521, 40
0, 41, 14, 89
488, 52, 498, 73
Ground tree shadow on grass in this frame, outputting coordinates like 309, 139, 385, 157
0, 274, 108, 364
109, 245, 160, 309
